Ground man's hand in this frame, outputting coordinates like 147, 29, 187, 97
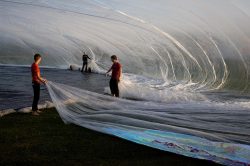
106, 72, 110, 77
42, 78, 48, 84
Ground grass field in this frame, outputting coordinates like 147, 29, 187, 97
0, 108, 221, 166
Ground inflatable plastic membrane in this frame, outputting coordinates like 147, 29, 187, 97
46, 81, 250, 166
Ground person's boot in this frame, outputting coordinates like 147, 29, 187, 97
32, 111, 39, 116
37, 110, 42, 113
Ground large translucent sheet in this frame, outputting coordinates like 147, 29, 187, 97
46, 81, 250, 166
1, 0, 250, 92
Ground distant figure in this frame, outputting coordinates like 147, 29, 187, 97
81, 52, 91, 72
106, 55, 122, 97
31, 54, 47, 116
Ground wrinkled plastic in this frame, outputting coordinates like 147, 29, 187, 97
46, 81, 250, 166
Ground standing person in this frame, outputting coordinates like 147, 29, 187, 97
81, 52, 91, 72
106, 55, 122, 97
31, 54, 47, 116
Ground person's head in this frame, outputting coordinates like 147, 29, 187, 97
34, 54, 41, 64
111, 55, 118, 63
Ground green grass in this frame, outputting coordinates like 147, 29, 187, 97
0, 108, 221, 166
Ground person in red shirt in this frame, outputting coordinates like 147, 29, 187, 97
106, 55, 122, 97
31, 54, 47, 116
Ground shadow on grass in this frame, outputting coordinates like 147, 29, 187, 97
0, 108, 221, 166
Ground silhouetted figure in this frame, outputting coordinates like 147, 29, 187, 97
106, 55, 122, 97
81, 52, 91, 72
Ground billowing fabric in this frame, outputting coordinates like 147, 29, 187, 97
46, 81, 250, 166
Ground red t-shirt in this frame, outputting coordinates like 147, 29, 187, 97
111, 62, 122, 80
31, 63, 40, 83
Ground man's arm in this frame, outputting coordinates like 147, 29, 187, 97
87, 55, 91, 60
37, 71, 47, 84
38, 75, 47, 84
106, 64, 113, 75
118, 65, 122, 81
106, 67, 112, 74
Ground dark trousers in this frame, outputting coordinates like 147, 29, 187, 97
81, 62, 88, 72
32, 82, 40, 111
109, 79, 119, 97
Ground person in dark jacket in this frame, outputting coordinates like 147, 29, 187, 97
81, 52, 91, 72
